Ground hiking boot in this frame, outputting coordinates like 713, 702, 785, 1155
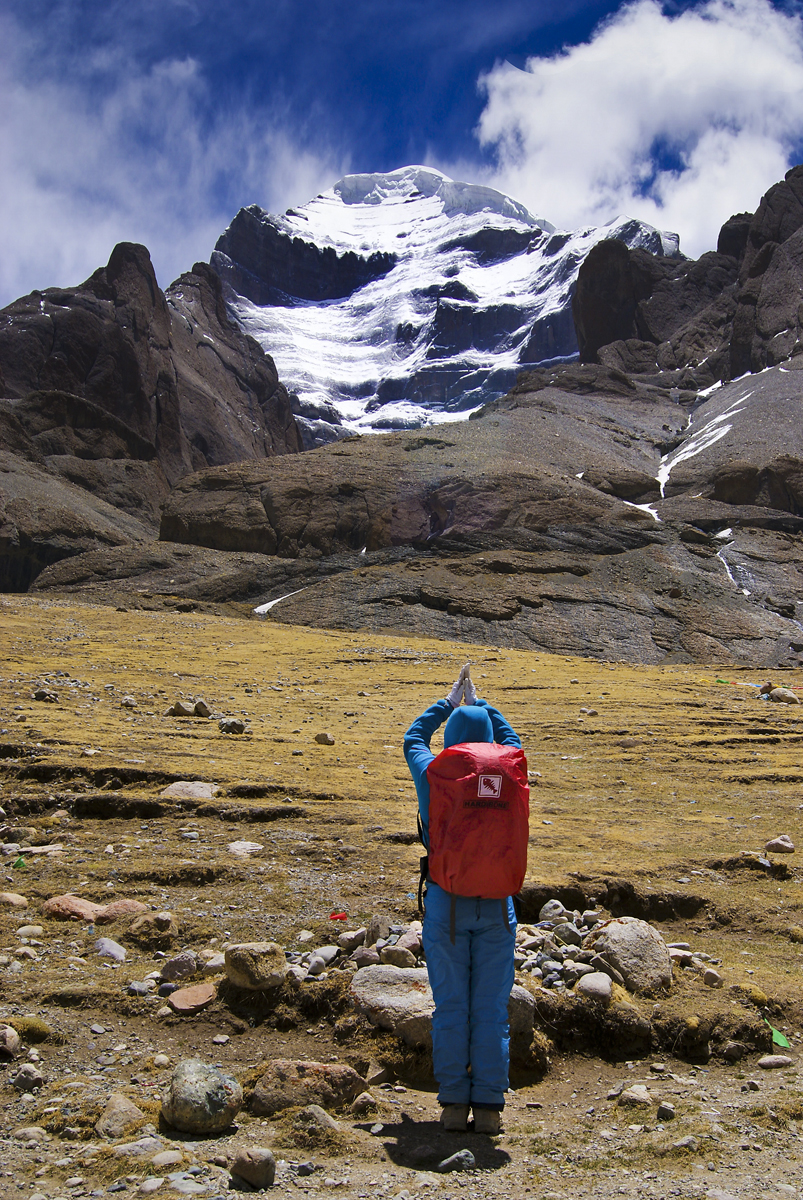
440, 1103, 470, 1131
472, 1108, 501, 1134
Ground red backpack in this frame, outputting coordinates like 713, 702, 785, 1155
425, 741, 529, 899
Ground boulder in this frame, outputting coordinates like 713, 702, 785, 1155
585, 916, 672, 995
41, 894, 107, 922
766, 834, 795, 854
95, 898, 149, 925
159, 781, 219, 800
250, 1060, 366, 1116
224, 942, 287, 990
95, 1093, 147, 1139
161, 1059, 243, 1133
350, 964, 434, 1047
0, 1025, 22, 1059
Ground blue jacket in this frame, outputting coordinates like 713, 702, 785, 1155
403, 698, 521, 847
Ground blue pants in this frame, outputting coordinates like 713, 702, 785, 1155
422, 883, 516, 1109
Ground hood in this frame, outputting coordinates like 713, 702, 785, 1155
443, 704, 493, 748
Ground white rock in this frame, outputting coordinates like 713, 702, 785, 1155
575, 971, 613, 1004
765, 834, 795, 854
585, 916, 671, 994
351, 964, 434, 1047
227, 840, 264, 857
159, 781, 219, 800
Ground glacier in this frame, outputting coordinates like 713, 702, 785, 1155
211, 165, 680, 446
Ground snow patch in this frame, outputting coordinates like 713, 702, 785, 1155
253, 588, 308, 615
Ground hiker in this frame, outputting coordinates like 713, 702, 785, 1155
403, 664, 528, 1134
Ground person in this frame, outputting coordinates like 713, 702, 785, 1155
403, 664, 522, 1134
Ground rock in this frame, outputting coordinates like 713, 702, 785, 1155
231, 1146, 276, 1190
365, 914, 390, 946
538, 900, 566, 923
161, 951, 198, 982
351, 1091, 378, 1115
151, 1149, 183, 1167
161, 1059, 243, 1133
769, 687, 800, 704
95, 937, 126, 962
219, 717, 246, 734
575, 971, 613, 1004
437, 1149, 475, 1173
618, 1084, 653, 1108
766, 834, 795, 854
0, 1025, 22, 1059
121, 695, 137, 709
656, 1101, 676, 1120
292, 1104, 339, 1134
0, 892, 28, 908
673, 1135, 699, 1151
160, 780, 218, 800
129, 980, 156, 997
33, 687, 58, 703
153, 1054, 171, 1068
128, 911, 178, 947
11, 1063, 43, 1091
13, 1126, 49, 1143
351, 945, 381, 967
228, 840, 264, 857
585, 916, 672, 994
508, 984, 536, 1037
314, 732, 335, 745
703, 968, 723, 988
338, 928, 366, 952
96, 898, 149, 924
553, 921, 583, 946
42, 894, 106, 921
251, 1060, 366, 1116
224, 942, 287, 990
351, 964, 434, 1047
167, 700, 196, 717
193, 699, 212, 718
379, 945, 417, 968
758, 1054, 793, 1069
202, 952, 226, 975
722, 1040, 748, 1062
167, 983, 216, 1014
113, 1136, 165, 1158
96, 1093, 147, 1139
589, 954, 625, 987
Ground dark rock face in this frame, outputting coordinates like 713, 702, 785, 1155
211, 206, 396, 305
0, 244, 301, 576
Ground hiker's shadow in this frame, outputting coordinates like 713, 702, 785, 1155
368, 1112, 511, 1172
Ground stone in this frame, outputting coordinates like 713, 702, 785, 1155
96, 937, 126, 962
167, 700, 196, 718
167, 983, 216, 1014
539, 900, 566, 923
224, 942, 287, 990
160, 781, 219, 800
618, 1084, 653, 1108
121, 695, 137, 708
508, 984, 536, 1037
129, 980, 156, 996
672, 1135, 699, 1151
161, 951, 198, 982
758, 1054, 793, 1069
553, 921, 583, 946
351, 1091, 378, 1115
96, 1093, 147, 1139
292, 1104, 339, 1134
250, 1060, 366, 1116
0, 1024, 22, 1059
228, 840, 264, 857
0, 892, 28, 908
96, 898, 149, 924
151, 1149, 183, 1167
766, 834, 795, 854
41, 894, 107, 921
703, 968, 723, 988
315, 732, 335, 745
11, 1063, 44, 1091
33, 688, 58, 703
351, 964, 434, 1047
380, 945, 417, 969
161, 1059, 243, 1133
365, 914, 390, 946
437, 1149, 475, 1173
585, 916, 672, 994
202, 952, 226, 975
656, 1101, 676, 1120
219, 717, 246, 734
395, 928, 423, 955
351, 945, 381, 967
768, 688, 801, 705
230, 1146, 276, 1190
193, 699, 212, 718
128, 911, 178, 947
575, 971, 613, 1004
153, 1054, 171, 1068
338, 928, 366, 952
138, 1177, 164, 1194
13, 1126, 49, 1143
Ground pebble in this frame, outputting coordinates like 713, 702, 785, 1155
17, 925, 43, 937
11, 1063, 44, 1091
151, 1150, 184, 1168
437, 1149, 475, 1173
96, 937, 126, 962
0, 892, 28, 908
161, 951, 198, 981
766, 834, 795, 854
230, 1146, 276, 1190
153, 1054, 171, 1068
703, 968, 723, 988
167, 983, 216, 1014
758, 1054, 793, 1069
128, 980, 155, 997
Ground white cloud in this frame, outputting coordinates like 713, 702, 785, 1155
0, 17, 348, 306
476, 0, 803, 256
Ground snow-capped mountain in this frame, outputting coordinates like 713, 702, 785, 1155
211, 166, 679, 446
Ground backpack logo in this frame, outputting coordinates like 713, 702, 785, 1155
478, 774, 503, 799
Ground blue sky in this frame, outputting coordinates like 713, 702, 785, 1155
3, 0, 803, 304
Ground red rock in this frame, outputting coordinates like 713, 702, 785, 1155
167, 983, 216, 1015
95, 898, 149, 925
42, 894, 107, 922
